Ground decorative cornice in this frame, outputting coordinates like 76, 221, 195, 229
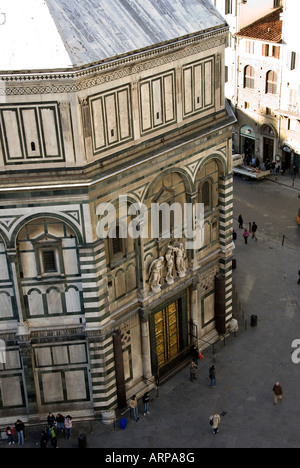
0, 27, 228, 97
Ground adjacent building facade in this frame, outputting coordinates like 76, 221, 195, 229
213, 0, 300, 172
0, 0, 235, 424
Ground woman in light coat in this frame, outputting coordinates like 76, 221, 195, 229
210, 412, 221, 434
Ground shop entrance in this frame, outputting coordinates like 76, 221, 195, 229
240, 125, 255, 162
263, 137, 274, 162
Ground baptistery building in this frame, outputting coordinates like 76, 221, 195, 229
0, 0, 235, 423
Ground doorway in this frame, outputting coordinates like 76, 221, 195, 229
154, 301, 180, 370
150, 294, 189, 380
263, 137, 274, 162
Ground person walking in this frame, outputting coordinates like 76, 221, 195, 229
238, 214, 244, 229
64, 415, 73, 439
15, 419, 25, 445
243, 228, 250, 245
190, 360, 197, 382
130, 395, 139, 422
251, 222, 258, 242
297, 269, 300, 284
142, 392, 150, 416
273, 382, 283, 405
209, 365, 216, 389
233, 230, 237, 247
209, 412, 221, 434
191, 344, 199, 365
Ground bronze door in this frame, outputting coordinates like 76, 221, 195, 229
154, 301, 180, 370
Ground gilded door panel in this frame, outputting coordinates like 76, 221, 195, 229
154, 301, 180, 370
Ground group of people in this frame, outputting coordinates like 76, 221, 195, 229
5, 419, 25, 445
237, 215, 258, 245
129, 392, 151, 422
40, 412, 73, 449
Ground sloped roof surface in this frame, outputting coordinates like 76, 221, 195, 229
45, 0, 226, 67
235, 8, 283, 43
0, 0, 226, 71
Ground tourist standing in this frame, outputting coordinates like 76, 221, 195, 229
209, 365, 216, 388
64, 415, 73, 439
190, 360, 197, 382
142, 392, 150, 416
15, 419, 25, 445
130, 395, 139, 422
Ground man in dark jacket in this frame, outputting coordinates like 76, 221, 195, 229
209, 365, 216, 388
15, 419, 25, 445
273, 382, 283, 405
142, 392, 150, 416
252, 222, 258, 242
191, 344, 199, 365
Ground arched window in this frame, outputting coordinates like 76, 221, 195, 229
109, 224, 125, 259
266, 70, 278, 94
201, 180, 212, 211
244, 65, 255, 89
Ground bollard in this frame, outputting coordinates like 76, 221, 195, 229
78, 433, 87, 448
251, 315, 258, 327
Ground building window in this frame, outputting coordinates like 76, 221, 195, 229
291, 52, 297, 70
110, 225, 125, 259
266, 70, 278, 94
42, 250, 57, 273
225, 0, 233, 14
273, 0, 282, 7
272, 46, 280, 59
200, 180, 212, 212
244, 65, 255, 89
245, 41, 255, 54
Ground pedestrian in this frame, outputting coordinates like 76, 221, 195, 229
48, 424, 58, 448
56, 413, 65, 434
238, 214, 244, 229
64, 415, 73, 439
243, 228, 250, 245
273, 382, 283, 405
209, 365, 216, 389
6, 426, 14, 445
40, 430, 49, 449
251, 222, 258, 242
297, 269, 300, 284
47, 412, 56, 428
190, 360, 197, 382
130, 395, 139, 422
233, 230, 237, 247
209, 412, 221, 434
15, 419, 25, 445
191, 344, 199, 365
142, 392, 150, 416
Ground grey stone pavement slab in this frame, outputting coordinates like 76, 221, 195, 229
2, 177, 300, 449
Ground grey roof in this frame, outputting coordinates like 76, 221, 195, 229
45, 0, 226, 67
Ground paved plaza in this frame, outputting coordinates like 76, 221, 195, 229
2, 174, 300, 449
